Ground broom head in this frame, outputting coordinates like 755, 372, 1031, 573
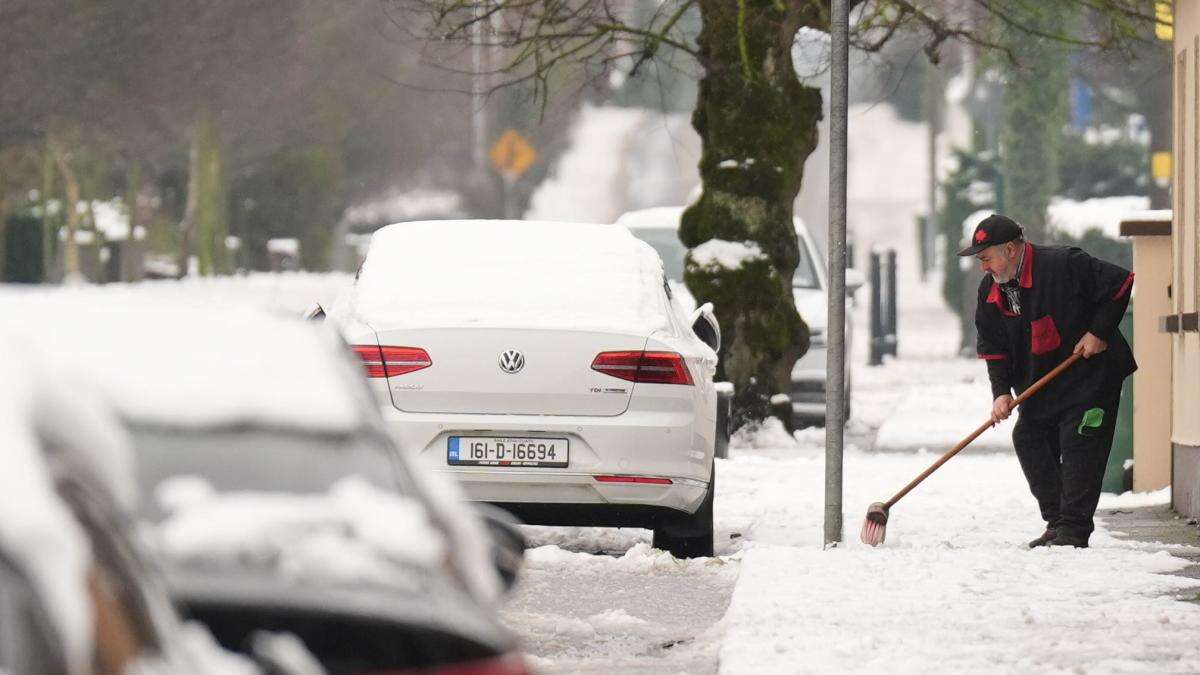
860, 502, 889, 547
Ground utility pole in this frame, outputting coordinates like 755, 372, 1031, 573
471, 11, 488, 173
825, 0, 849, 548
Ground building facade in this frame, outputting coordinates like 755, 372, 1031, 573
1169, 1, 1200, 517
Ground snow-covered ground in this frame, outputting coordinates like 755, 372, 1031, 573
494, 269, 1200, 674
6, 253, 1198, 674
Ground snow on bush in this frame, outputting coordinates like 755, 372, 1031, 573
1048, 195, 1152, 239
689, 239, 767, 271
1099, 487, 1171, 509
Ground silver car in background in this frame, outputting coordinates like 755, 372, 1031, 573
614, 207, 858, 428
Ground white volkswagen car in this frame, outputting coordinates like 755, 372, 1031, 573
615, 207, 857, 427
333, 220, 722, 558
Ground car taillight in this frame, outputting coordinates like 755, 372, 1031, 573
591, 350, 693, 385
361, 652, 531, 675
351, 345, 432, 378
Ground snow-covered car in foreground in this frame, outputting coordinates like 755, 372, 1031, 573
0, 339, 296, 675
615, 206, 859, 427
333, 220, 722, 558
0, 301, 527, 675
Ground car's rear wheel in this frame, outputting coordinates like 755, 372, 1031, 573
652, 465, 714, 558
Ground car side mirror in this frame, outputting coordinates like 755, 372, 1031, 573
472, 504, 526, 594
844, 268, 865, 297
302, 303, 326, 321
689, 302, 721, 352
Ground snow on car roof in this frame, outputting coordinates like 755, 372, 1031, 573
346, 219, 671, 333
614, 206, 686, 230
0, 297, 365, 433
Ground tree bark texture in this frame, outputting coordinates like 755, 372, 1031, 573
680, 1, 821, 424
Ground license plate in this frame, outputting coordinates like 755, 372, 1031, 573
448, 436, 569, 467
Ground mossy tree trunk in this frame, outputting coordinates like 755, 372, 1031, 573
1000, 5, 1071, 240
680, 1, 822, 425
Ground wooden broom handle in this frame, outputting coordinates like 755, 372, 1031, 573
883, 353, 1083, 509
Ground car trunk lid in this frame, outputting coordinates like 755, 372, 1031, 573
373, 327, 649, 417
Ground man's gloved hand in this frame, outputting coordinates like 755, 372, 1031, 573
991, 394, 1014, 424
1073, 332, 1108, 358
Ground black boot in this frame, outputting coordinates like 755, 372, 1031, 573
1028, 528, 1056, 548
1048, 531, 1089, 548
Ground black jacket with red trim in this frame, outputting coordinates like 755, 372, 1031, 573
974, 242, 1136, 418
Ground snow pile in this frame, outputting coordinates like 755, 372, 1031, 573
152, 475, 447, 588
1048, 195, 1151, 240
1099, 487, 1172, 509
689, 240, 767, 271
730, 417, 799, 450
526, 542, 737, 576
346, 220, 670, 333
0, 299, 366, 432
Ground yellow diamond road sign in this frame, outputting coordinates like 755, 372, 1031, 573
490, 129, 537, 181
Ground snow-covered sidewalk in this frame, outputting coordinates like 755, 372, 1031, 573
717, 443, 1200, 673
713, 278, 1200, 673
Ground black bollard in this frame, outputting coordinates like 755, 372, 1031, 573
869, 251, 884, 366
885, 249, 898, 356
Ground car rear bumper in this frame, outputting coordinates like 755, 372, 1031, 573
379, 407, 712, 516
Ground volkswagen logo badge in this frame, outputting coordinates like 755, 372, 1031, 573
498, 349, 525, 374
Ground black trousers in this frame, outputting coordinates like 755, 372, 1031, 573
1011, 385, 1123, 541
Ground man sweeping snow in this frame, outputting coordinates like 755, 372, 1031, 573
960, 214, 1136, 549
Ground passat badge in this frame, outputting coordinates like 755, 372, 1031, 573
499, 349, 525, 374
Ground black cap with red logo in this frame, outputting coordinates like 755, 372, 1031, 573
957, 214, 1025, 256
